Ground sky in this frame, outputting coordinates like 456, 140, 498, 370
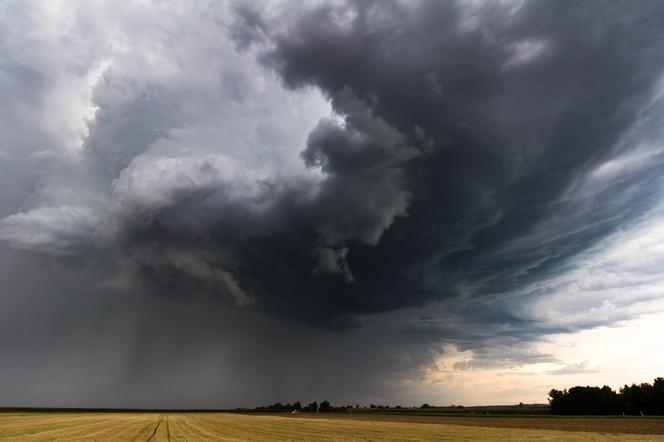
1, 0, 664, 408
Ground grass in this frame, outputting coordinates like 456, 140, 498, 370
1, 411, 663, 441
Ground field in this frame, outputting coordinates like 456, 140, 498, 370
1, 411, 664, 441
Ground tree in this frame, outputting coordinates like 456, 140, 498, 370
548, 386, 620, 415
268, 402, 286, 411
621, 383, 654, 415
319, 400, 331, 412
548, 378, 664, 415
653, 378, 664, 415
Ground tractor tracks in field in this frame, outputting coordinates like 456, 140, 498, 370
165, 415, 172, 441
145, 415, 171, 442
145, 419, 160, 442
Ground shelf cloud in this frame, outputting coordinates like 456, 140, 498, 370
1, 0, 664, 407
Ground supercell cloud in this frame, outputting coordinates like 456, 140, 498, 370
1, 0, 664, 407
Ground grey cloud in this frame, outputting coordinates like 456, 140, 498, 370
0, 249, 443, 408
0, 206, 101, 256
546, 361, 600, 376
453, 347, 558, 371
10, 0, 664, 325
1, 0, 664, 407
315, 246, 354, 282
12, 0, 664, 330
249, 0, 664, 326
303, 88, 421, 247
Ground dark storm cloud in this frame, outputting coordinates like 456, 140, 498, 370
0, 247, 443, 408
2, 0, 664, 407
104, 84, 425, 322
177, 0, 664, 323
5, 0, 663, 325
6, 0, 664, 325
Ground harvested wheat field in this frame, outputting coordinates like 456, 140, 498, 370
1, 412, 663, 441
286, 413, 664, 436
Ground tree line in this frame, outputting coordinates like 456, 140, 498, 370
549, 377, 664, 415
250, 401, 355, 412
246, 401, 423, 412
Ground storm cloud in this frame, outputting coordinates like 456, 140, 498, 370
1, 0, 664, 407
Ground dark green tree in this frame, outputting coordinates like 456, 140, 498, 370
653, 378, 664, 415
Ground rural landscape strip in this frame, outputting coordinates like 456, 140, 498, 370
2, 409, 664, 437
1, 412, 664, 441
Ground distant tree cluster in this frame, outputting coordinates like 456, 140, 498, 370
549, 377, 664, 415
419, 403, 463, 409
252, 400, 358, 413
369, 403, 391, 409
248, 402, 473, 413
252, 402, 301, 412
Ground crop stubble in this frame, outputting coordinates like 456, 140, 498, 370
1, 412, 663, 441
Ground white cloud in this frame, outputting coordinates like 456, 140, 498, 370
523, 210, 664, 329
505, 39, 547, 68
0, 206, 101, 255
315, 246, 354, 282
0, 0, 331, 257
111, 153, 268, 213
